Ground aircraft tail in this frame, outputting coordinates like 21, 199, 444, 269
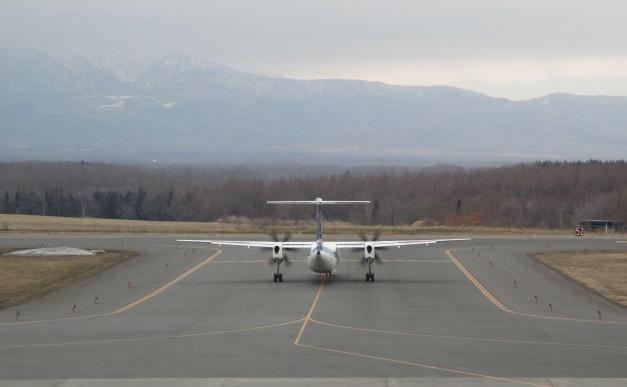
267, 198, 370, 242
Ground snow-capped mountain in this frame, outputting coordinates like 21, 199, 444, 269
1, 48, 626, 164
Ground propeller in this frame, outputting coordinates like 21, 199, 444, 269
264, 230, 293, 266
271, 230, 292, 244
357, 230, 389, 264
360, 230, 381, 242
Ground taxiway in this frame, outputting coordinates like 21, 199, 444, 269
1, 235, 626, 386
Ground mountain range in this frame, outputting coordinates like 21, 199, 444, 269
1, 48, 626, 165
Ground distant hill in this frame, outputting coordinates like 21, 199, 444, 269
1, 48, 626, 165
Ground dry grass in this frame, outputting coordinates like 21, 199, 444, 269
0, 214, 237, 235
0, 249, 136, 310
0, 213, 574, 236
531, 250, 627, 307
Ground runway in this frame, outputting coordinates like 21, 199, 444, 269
1, 235, 626, 386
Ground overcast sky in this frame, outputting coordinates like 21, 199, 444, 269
2, 0, 627, 100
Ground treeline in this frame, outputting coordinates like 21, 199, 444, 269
1, 160, 626, 228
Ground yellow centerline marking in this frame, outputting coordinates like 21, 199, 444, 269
446, 249, 514, 313
446, 249, 627, 325
112, 249, 222, 313
292, 272, 549, 386
309, 318, 627, 350
294, 275, 327, 345
3, 249, 222, 325
296, 343, 551, 387
289, 248, 622, 386
1, 318, 304, 350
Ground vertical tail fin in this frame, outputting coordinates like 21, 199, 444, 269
267, 198, 370, 242
316, 201, 323, 241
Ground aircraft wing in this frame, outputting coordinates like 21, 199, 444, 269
334, 238, 470, 249
177, 239, 313, 249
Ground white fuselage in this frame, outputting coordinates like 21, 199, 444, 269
306, 242, 339, 273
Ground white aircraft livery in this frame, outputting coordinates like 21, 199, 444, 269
178, 198, 468, 282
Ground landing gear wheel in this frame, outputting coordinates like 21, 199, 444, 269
366, 273, 374, 282
273, 273, 278, 282
278, 273, 283, 282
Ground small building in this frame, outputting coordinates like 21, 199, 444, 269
579, 220, 626, 233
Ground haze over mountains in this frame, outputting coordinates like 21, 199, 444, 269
1, 48, 626, 165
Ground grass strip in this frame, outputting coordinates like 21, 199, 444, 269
0, 249, 136, 310
531, 250, 627, 307
0, 213, 575, 236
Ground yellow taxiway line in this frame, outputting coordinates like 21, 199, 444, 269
446, 248, 627, 325
2, 249, 222, 325
113, 249, 222, 313
1, 318, 305, 350
294, 274, 327, 345
296, 342, 551, 387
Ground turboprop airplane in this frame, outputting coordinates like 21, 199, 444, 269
178, 198, 469, 282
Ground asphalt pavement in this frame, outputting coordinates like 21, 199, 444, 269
1, 235, 626, 386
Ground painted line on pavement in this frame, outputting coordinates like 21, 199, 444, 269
1, 318, 304, 350
2, 249, 222, 325
309, 318, 627, 350
294, 275, 327, 345
296, 342, 551, 387
446, 249, 627, 325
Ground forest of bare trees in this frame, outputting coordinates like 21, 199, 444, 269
1, 160, 626, 229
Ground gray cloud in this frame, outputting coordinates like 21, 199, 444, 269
2, 0, 627, 99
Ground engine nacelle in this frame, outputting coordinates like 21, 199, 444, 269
273, 243, 284, 259
364, 243, 375, 259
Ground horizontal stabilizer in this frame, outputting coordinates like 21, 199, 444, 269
268, 199, 370, 205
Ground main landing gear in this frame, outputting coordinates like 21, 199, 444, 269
273, 258, 284, 282
269, 232, 291, 283
365, 257, 375, 282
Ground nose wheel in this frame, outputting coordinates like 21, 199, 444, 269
274, 272, 283, 282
